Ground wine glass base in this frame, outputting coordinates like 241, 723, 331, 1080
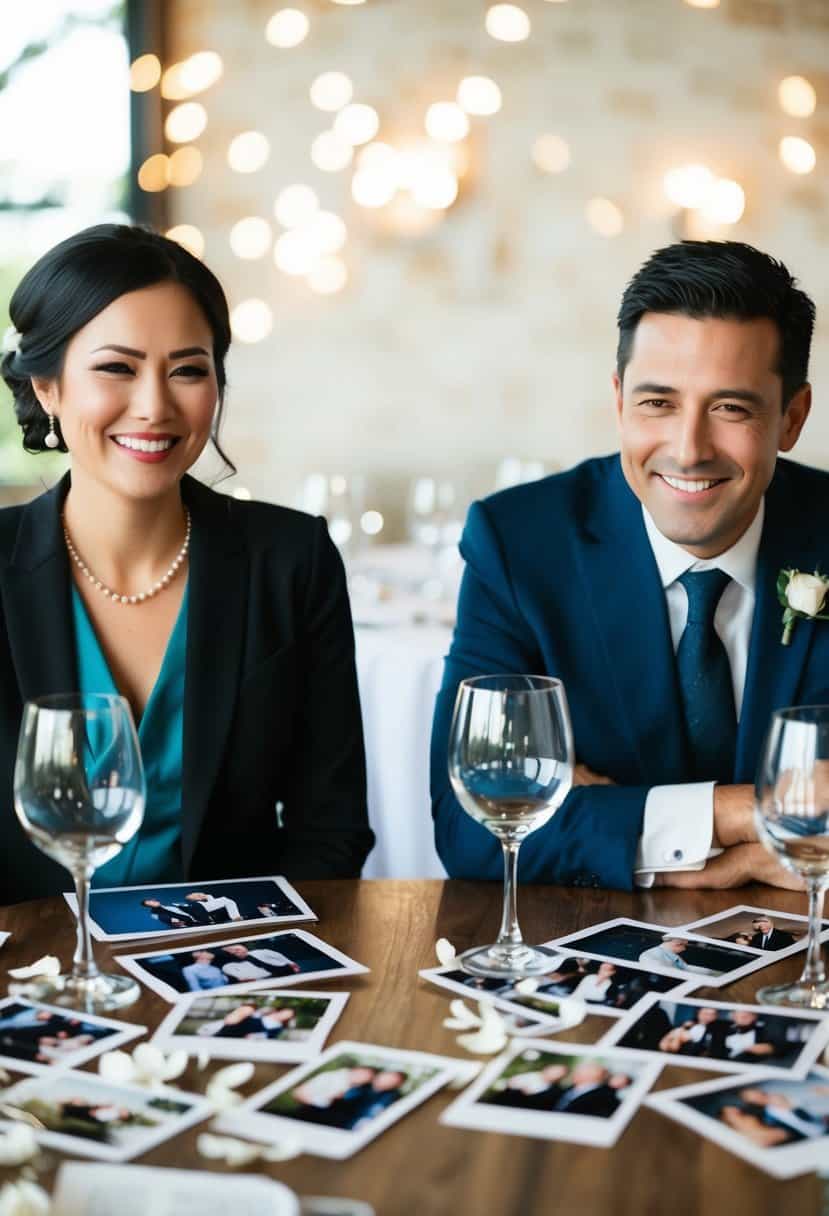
754, 979, 829, 1010
8, 972, 141, 1014
458, 943, 561, 980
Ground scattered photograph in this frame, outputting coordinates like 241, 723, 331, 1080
421, 954, 687, 1024
215, 1040, 479, 1159
65, 876, 316, 942
600, 994, 829, 1077
440, 1040, 662, 1147
679, 905, 829, 957
152, 989, 350, 1063
0, 1071, 213, 1162
646, 1067, 829, 1179
0, 998, 144, 1075
547, 917, 771, 987
115, 928, 369, 1003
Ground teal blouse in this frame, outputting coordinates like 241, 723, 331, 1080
71, 584, 188, 887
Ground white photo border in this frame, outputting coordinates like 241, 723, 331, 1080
440, 1038, 663, 1148
0, 996, 145, 1077
0, 1070, 214, 1163
546, 917, 773, 988
115, 928, 369, 1004
65, 875, 316, 942
215, 1039, 479, 1160
152, 989, 350, 1063
598, 991, 829, 1078
645, 1064, 829, 1179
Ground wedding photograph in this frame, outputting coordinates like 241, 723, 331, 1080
65, 875, 316, 941
216, 1041, 476, 1159
679, 906, 828, 955
602, 995, 829, 1077
548, 918, 771, 987
0, 1071, 213, 1162
115, 928, 369, 1002
152, 988, 350, 1062
441, 1041, 662, 1148
0, 998, 144, 1074
646, 1068, 829, 1179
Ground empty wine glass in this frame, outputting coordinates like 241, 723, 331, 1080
12, 693, 146, 1012
754, 704, 829, 1008
448, 675, 574, 978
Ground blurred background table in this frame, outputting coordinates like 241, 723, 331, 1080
0, 881, 824, 1216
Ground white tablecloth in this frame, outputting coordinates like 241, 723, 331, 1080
355, 624, 451, 879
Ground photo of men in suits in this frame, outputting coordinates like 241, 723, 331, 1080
683, 1075, 829, 1149
483, 1054, 639, 1120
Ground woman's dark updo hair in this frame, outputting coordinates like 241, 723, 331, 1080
1, 223, 234, 472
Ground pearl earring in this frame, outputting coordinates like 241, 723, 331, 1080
44, 412, 59, 449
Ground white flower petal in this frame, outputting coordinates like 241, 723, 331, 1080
98, 1050, 137, 1085
456, 1026, 509, 1054
132, 1043, 168, 1079
447, 999, 480, 1027
478, 999, 506, 1029
514, 978, 538, 995
555, 997, 587, 1029
0, 1179, 51, 1216
210, 1061, 255, 1090
436, 938, 456, 965
0, 1125, 38, 1166
160, 1050, 189, 1081
205, 1084, 243, 1112
262, 1138, 302, 1161
197, 1050, 211, 1071
7, 956, 60, 980
196, 1132, 261, 1166
443, 1017, 474, 1030
448, 1062, 483, 1089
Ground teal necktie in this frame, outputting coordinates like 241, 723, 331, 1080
676, 570, 737, 782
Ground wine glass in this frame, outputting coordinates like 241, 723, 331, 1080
12, 693, 146, 1012
448, 675, 574, 978
754, 704, 829, 1008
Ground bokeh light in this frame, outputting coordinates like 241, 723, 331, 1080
230, 299, 273, 343
228, 131, 271, 172
274, 184, 320, 227
485, 5, 531, 42
531, 134, 570, 173
165, 225, 205, 257
779, 135, 817, 174
164, 102, 207, 143
230, 217, 273, 259
586, 197, 624, 236
311, 129, 355, 171
265, 9, 310, 47
130, 54, 161, 93
425, 102, 470, 143
310, 71, 354, 111
457, 76, 502, 116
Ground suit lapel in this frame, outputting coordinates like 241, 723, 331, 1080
574, 458, 688, 782
0, 474, 77, 702
179, 477, 248, 869
735, 465, 819, 782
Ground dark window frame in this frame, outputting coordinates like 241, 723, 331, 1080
126, 0, 167, 229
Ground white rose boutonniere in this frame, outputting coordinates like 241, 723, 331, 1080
778, 568, 829, 645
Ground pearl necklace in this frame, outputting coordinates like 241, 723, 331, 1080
63, 511, 191, 605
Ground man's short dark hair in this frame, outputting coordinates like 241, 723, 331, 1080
616, 240, 816, 407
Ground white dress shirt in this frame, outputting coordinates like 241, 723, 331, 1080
634, 502, 764, 884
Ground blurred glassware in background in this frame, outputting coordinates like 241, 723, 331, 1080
406, 477, 464, 596
494, 456, 548, 492
296, 472, 368, 558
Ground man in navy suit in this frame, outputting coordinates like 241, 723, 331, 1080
431, 240, 826, 890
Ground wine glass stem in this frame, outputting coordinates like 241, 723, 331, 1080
801, 879, 827, 987
496, 840, 524, 950
72, 872, 99, 982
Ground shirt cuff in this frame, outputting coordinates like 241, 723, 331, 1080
633, 782, 716, 887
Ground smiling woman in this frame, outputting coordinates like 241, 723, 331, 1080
0, 224, 373, 903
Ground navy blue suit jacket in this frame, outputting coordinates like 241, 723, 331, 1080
430, 455, 829, 890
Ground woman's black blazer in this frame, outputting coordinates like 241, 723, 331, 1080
0, 473, 374, 905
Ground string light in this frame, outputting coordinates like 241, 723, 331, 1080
425, 102, 470, 143
130, 54, 161, 92
274, 229, 318, 275
412, 169, 458, 210
228, 131, 271, 172
311, 129, 354, 171
310, 71, 354, 111
137, 154, 170, 192
308, 257, 349, 294
778, 75, 817, 118
586, 198, 624, 236
230, 217, 273, 259
274, 184, 320, 227
360, 510, 384, 536
230, 300, 273, 343
334, 103, 380, 145
352, 167, 397, 207
162, 52, 223, 99
779, 136, 816, 174
700, 178, 745, 224
457, 76, 502, 116
306, 211, 347, 254
485, 5, 531, 42
165, 225, 205, 257
165, 102, 208, 143
663, 164, 714, 209
531, 134, 570, 173
168, 146, 203, 187
265, 9, 310, 47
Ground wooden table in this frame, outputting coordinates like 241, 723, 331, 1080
0, 880, 826, 1215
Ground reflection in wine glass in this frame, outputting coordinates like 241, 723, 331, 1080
448, 675, 574, 978
755, 704, 829, 1008
12, 694, 146, 1012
